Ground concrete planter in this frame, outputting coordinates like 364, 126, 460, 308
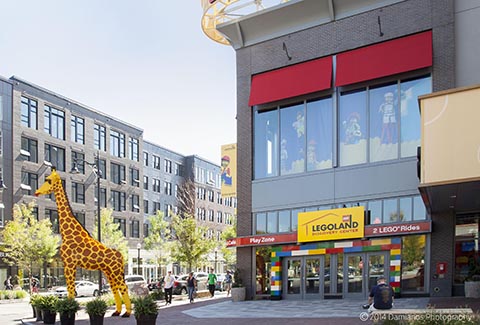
465, 281, 480, 298
231, 287, 246, 302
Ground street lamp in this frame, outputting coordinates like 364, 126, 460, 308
137, 243, 141, 275
70, 152, 103, 293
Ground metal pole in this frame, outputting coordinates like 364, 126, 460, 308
96, 153, 102, 293
137, 248, 141, 275
214, 250, 217, 273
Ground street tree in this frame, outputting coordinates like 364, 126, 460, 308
220, 218, 237, 268
2, 201, 59, 293
92, 208, 128, 262
176, 179, 196, 218
143, 210, 172, 271
170, 213, 215, 271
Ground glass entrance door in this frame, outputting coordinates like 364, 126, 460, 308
344, 252, 389, 298
283, 256, 324, 299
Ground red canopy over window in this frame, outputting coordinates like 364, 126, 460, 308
249, 56, 332, 106
335, 31, 432, 87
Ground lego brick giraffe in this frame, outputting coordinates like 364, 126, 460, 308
35, 167, 131, 317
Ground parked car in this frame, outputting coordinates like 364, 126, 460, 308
147, 278, 163, 291
215, 273, 226, 291
20, 277, 40, 291
193, 272, 208, 291
124, 275, 147, 290
55, 280, 100, 297
172, 275, 187, 295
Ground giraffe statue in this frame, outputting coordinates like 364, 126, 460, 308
35, 167, 131, 317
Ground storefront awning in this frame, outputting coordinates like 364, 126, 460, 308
335, 31, 432, 87
249, 56, 332, 106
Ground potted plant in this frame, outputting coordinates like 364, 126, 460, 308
30, 294, 43, 321
132, 294, 159, 325
86, 297, 109, 325
55, 297, 80, 325
231, 269, 246, 302
39, 295, 58, 324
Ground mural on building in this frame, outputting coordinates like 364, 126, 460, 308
221, 143, 237, 197
35, 168, 132, 317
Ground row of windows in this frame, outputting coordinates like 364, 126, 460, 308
254, 75, 431, 179
196, 207, 234, 225
21, 137, 141, 185
21, 96, 139, 160
143, 152, 184, 175
255, 195, 427, 234
195, 166, 220, 187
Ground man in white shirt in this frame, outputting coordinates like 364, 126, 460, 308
164, 271, 175, 305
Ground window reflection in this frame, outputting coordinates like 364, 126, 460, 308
280, 103, 305, 175
254, 109, 278, 179
369, 84, 398, 162
339, 89, 367, 166
256, 247, 272, 295
400, 76, 432, 157
455, 216, 480, 284
401, 235, 426, 292
306, 97, 333, 171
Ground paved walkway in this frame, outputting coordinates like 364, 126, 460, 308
18, 294, 479, 325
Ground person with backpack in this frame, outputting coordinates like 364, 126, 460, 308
365, 276, 394, 313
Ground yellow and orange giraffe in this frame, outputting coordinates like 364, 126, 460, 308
35, 167, 131, 317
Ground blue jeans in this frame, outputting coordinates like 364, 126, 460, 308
187, 286, 195, 301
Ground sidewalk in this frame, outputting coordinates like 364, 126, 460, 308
19, 294, 480, 325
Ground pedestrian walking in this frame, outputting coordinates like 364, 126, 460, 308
4, 276, 12, 290
164, 271, 175, 305
207, 268, 217, 298
187, 272, 197, 303
224, 270, 233, 296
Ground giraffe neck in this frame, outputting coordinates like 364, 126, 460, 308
52, 182, 85, 237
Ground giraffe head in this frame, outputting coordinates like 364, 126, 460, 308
35, 167, 60, 197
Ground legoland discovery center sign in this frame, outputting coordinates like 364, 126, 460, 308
298, 207, 364, 242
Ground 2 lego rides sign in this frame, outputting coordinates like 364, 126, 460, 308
297, 207, 365, 242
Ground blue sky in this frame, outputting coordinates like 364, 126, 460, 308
0, 1, 236, 163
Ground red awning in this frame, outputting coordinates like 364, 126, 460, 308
249, 56, 332, 106
335, 31, 432, 87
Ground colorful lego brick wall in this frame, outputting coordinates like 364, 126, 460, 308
270, 237, 401, 298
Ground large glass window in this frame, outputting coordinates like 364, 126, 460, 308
254, 108, 278, 179
21, 171, 38, 196
256, 247, 272, 295
413, 196, 427, 220
110, 130, 125, 158
369, 200, 382, 224
21, 137, 38, 163
45, 144, 65, 171
306, 97, 333, 171
369, 84, 398, 162
256, 213, 266, 234
71, 151, 85, 174
278, 210, 291, 232
71, 115, 85, 144
339, 89, 367, 166
72, 182, 85, 204
44, 105, 65, 140
401, 235, 426, 292
399, 197, 413, 222
455, 216, 480, 284
383, 198, 398, 223
94, 124, 106, 151
111, 190, 126, 211
280, 103, 305, 175
266, 211, 277, 233
400, 76, 432, 157
21, 96, 37, 129
129, 137, 139, 161
110, 163, 126, 185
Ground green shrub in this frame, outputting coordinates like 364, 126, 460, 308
132, 295, 158, 316
39, 295, 58, 313
55, 297, 80, 315
150, 290, 164, 301
30, 294, 42, 307
85, 297, 108, 316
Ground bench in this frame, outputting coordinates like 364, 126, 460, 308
370, 308, 474, 324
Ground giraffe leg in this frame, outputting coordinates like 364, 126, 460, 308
64, 266, 77, 299
110, 287, 122, 317
119, 283, 131, 317
105, 273, 123, 316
